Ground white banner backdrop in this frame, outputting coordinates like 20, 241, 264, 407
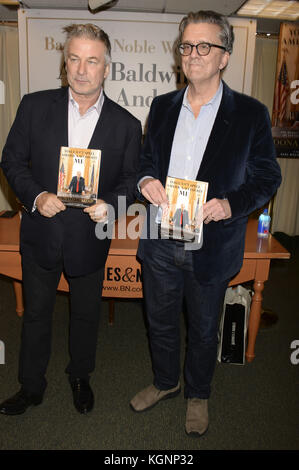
18, 9, 256, 131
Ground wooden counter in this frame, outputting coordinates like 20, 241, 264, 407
0, 212, 290, 362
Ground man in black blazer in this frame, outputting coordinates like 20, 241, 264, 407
130, 11, 281, 436
173, 203, 190, 228
68, 171, 85, 195
0, 23, 141, 415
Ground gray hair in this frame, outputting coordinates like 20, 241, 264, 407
63, 23, 111, 64
179, 10, 234, 54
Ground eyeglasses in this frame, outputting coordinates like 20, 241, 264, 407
178, 42, 226, 56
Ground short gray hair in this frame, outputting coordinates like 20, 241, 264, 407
179, 10, 234, 54
63, 23, 111, 64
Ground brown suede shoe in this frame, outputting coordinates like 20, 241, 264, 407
185, 398, 209, 437
130, 383, 181, 412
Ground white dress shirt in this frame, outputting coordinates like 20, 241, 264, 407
68, 88, 104, 148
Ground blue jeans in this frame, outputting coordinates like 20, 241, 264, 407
142, 239, 228, 399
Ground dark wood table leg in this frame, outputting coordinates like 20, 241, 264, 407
246, 279, 264, 362
13, 280, 24, 317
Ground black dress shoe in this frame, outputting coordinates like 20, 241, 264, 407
0, 388, 43, 415
70, 378, 94, 414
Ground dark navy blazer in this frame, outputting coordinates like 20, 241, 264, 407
1, 87, 142, 277
137, 81, 282, 284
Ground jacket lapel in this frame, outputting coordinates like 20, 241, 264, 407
48, 88, 113, 152
197, 82, 236, 179
46, 87, 69, 147
88, 92, 113, 150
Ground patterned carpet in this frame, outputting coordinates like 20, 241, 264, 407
0, 233, 298, 451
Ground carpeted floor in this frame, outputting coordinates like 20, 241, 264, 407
0, 233, 298, 451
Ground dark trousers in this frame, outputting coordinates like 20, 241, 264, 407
19, 255, 104, 395
142, 239, 228, 399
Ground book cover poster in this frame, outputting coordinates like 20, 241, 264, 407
57, 146, 101, 207
272, 22, 299, 159
157, 176, 208, 243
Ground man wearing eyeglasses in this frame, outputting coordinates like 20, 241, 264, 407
130, 11, 281, 437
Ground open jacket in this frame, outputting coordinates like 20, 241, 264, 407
137, 81, 282, 284
1, 87, 142, 276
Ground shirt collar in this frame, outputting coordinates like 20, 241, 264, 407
68, 87, 104, 115
183, 80, 223, 112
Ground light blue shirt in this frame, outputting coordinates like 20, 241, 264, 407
167, 81, 223, 180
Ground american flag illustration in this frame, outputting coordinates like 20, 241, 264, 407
90, 164, 95, 190
274, 58, 290, 123
194, 197, 200, 221
59, 162, 65, 189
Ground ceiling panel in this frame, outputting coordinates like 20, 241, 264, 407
110, 0, 166, 12
163, 0, 244, 15
20, 0, 88, 8
1, 0, 246, 15
1, 0, 296, 33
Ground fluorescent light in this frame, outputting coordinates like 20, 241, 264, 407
0, 0, 20, 5
237, 0, 299, 20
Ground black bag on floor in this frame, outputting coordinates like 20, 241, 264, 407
217, 286, 252, 365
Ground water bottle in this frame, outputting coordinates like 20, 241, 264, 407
257, 209, 271, 238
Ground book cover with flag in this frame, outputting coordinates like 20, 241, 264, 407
271, 22, 299, 159
273, 58, 289, 125
156, 176, 208, 244
57, 146, 101, 207
270, 22, 298, 235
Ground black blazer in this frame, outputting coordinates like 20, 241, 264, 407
173, 209, 190, 228
1, 87, 142, 276
69, 176, 85, 194
137, 82, 282, 284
